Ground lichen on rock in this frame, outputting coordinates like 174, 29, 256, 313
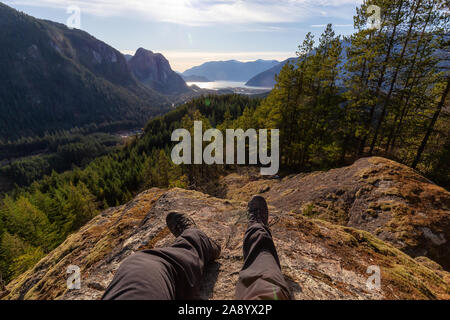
2, 157, 449, 300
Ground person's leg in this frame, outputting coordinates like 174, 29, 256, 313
101, 251, 177, 300
102, 212, 220, 300
235, 197, 291, 300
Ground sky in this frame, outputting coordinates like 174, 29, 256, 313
4, 0, 363, 72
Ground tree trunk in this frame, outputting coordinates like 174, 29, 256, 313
385, 0, 434, 152
412, 78, 450, 168
359, 0, 405, 154
369, 0, 421, 154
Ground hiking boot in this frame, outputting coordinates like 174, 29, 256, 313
166, 211, 197, 237
166, 211, 221, 261
247, 195, 269, 226
209, 239, 222, 262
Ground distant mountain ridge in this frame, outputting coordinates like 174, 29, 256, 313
181, 74, 211, 82
123, 54, 133, 62
128, 48, 191, 95
182, 59, 279, 81
0, 3, 169, 140
245, 58, 297, 87
246, 39, 351, 87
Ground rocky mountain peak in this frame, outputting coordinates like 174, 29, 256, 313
132, 48, 166, 66
135, 47, 154, 55
128, 48, 190, 95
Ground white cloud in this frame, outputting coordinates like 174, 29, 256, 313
6, 0, 362, 25
121, 49, 294, 72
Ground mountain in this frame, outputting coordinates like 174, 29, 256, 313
182, 59, 279, 82
0, 3, 169, 140
123, 54, 133, 62
181, 74, 211, 82
3, 157, 449, 300
127, 48, 191, 95
246, 58, 297, 87
246, 39, 353, 87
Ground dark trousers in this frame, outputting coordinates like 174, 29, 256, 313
102, 224, 291, 300
235, 223, 291, 300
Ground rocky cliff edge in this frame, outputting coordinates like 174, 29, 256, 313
2, 157, 449, 300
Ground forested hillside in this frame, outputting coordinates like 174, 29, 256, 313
0, 3, 169, 141
0, 94, 260, 284
0, 0, 448, 289
4, 161, 450, 300
239, 0, 448, 187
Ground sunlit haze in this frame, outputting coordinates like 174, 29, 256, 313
5, 0, 362, 71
